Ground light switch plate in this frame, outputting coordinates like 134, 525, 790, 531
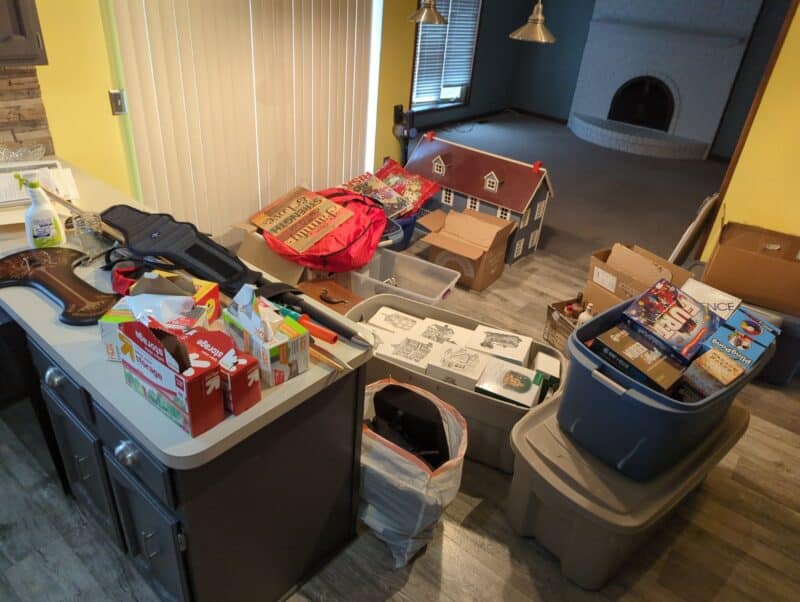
108, 89, 127, 115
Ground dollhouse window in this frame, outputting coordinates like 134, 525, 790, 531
483, 172, 499, 193
497, 207, 510, 221
442, 189, 454, 206
433, 156, 446, 175
522, 209, 531, 228
535, 198, 548, 220
467, 197, 480, 211
514, 239, 524, 258
529, 228, 540, 249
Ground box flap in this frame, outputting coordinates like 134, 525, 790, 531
417, 209, 448, 233
719, 223, 800, 260
632, 245, 693, 285
607, 243, 673, 286
441, 211, 497, 250
238, 231, 305, 285
462, 209, 516, 238
421, 231, 485, 261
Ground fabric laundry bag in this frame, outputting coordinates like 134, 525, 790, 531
359, 379, 468, 567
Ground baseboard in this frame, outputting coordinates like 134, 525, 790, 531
507, 107, 568, 125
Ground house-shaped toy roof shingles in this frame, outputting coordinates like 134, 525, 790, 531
405, 134, 551, 214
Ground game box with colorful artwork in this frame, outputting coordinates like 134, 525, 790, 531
623, 279, 721, 363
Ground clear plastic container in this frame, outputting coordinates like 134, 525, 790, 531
351, 249, 460, 305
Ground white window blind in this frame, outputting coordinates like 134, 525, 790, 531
411, 0, 482, 109
113, 0, 373, 234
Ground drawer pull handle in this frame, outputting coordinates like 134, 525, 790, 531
74, 455, 93, 481
44, 366, 66, 389
114, 440, 139, 468
140, 530, 159, 559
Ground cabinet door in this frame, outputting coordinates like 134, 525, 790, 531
104, 450, 190, 602
0, 0, 47, 65
42, 387, 123, 548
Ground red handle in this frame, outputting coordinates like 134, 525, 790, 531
299, 315, 338, 344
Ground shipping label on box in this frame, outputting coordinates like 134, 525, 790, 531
118, 321, 225, 437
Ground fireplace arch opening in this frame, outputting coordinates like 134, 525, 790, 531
608, 76, 674, 132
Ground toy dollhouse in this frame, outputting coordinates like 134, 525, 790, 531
405, 134, 553, 264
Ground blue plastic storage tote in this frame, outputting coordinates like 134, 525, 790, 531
556, 301, 774, 481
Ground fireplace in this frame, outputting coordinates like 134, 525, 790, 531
567, 0, 760, 159
608, 76, 674, 132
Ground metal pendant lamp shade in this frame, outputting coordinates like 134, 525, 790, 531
510, 1, 556, 43
409, 0, 448, 25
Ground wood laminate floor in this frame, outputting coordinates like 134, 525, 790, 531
2, 251, 799, 601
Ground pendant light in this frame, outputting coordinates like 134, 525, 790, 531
409, 0, 448, 25
510, 1, 556, 43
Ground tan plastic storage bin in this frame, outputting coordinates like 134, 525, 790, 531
506, 396, 749, 590
347, 294, 567, 473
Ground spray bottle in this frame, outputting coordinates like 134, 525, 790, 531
15, 173, 65, 248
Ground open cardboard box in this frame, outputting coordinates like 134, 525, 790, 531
418, 209, 515, 291
584, 244, 693, 313
703, 223, 800, 315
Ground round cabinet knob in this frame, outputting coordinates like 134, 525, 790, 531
44, 366, 66, 389
114, 440, 139, 467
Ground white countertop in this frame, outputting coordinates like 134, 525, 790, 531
0, 163, 373, 469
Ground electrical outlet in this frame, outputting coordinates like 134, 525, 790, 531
108, 89, 127, 115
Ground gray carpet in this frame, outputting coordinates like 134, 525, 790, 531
430, 111, 728, 266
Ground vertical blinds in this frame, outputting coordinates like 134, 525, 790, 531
411, 0, 482, 107
113, 0, 373, 235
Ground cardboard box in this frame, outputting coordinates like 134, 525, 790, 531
467, 324, 532, 366
118, 321, 225, 437
584, 244, 693, 313
703, 223, 800, 315
683, 349, 744, 397
375, 330, 441, 373
133, 270, 221, 323
593, 325, 685, 392
680, 278, 741, 320
182, 329, 261, 416
426, 344, 490, 389
418, 209, 515, 291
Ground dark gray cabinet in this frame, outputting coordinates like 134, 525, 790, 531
42, 385, 122, 547
105, 450, 190, 602
0, 0, 47, 65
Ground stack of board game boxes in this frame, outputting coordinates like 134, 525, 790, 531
585, 278, 780, 402
365, 307, 561, 408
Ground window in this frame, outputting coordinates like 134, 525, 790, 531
535, 198, 548, 220
497, 206, 510, 220
529, 228, 540, 250
113, 0, 375, 234
483, 172, 498, 192
411, 0, 483, 110
442, 189, 454, 206
467, 196, 480, 211
514, 239, 524, 258
433, 156, 446, 175
522, 209, 531, 228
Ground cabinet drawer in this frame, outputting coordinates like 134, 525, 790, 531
28, 339, 92, 425
104, 450, 189, 602
42, 387, 123, 549
94, 402, 176, 510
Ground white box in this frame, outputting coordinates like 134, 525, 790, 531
375, 331, 441, 373
476, 358, 540, 408
426, 345, 490, 389
467, 324, 533, 366
367, 306, 422, 334
410, 318, 473, 347
681, 278, 741, 319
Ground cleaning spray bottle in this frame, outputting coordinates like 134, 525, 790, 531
15, 173, 65, 248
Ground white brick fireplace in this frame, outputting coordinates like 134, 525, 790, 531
568, 0, 761, 159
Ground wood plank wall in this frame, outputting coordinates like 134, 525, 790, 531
0, 66, 54, 156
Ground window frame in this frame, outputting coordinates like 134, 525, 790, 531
521, 208, 530, 228
496, 206, 510, 221
409, 0, 485, 114
442, 188, 454, 206
529, 228, 540, 250
467, 196, 480, 211
514, 238, 524, 258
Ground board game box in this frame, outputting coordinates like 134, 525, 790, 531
344, 172, 413, 218
410, 318, 472, 347
623, 279, 721, 362
426, 344, 490, 389
475, 358, 540, 408
467, 324, 532, 366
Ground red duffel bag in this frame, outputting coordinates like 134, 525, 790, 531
261, 187, 388, 272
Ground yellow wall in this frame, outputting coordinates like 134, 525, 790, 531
703, 8, 800, 258
372, 0, 417, 169
35, 0, 133, 196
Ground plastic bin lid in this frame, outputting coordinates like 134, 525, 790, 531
510, 396, 749, 533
